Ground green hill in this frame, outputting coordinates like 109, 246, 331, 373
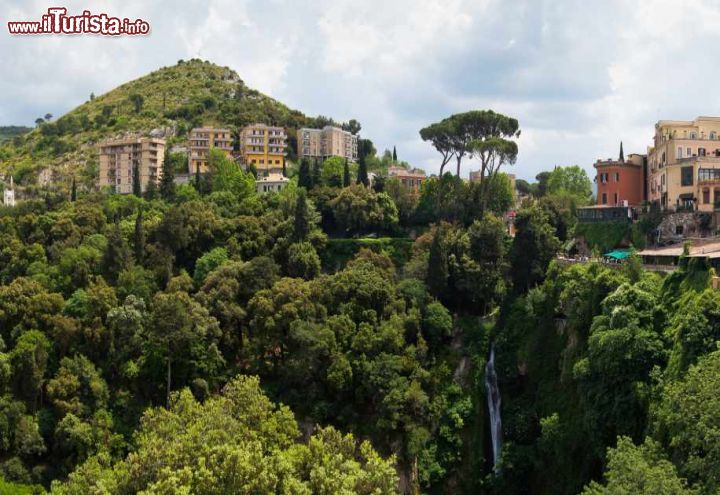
0, 59, 314, 186
0, 126, 32, 144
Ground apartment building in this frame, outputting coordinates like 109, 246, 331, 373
239, 123, 286, 175
97, 136, 165, 194
595, 153, 646, 207
189, 127, 233, 173
388, 165, 426, 191
647, 116, 720, 211
297, 126, 358, 162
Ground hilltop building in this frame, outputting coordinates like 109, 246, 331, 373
3, 176, 15, 207
594, 146, 646, 207
387, 166, 426, 191
97, 136, 166, 194
189, 127, 233, 173
647, 116, 720, 211
239, 124, 286, 176
297, 126, 358, 162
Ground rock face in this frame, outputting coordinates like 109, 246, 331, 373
657, 212, 712, 241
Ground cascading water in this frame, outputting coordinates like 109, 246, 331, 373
485, 344, 502, 472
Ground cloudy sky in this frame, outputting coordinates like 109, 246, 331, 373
1, 0, 719, 180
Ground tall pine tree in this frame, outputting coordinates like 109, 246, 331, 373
134, 206, 145, 263
132, 163, 142, 197
195, 164, 202, 194
343, 157, 351, 187
159, 153, 176, 202
357, 153, 369, 187
426, 227, 448, 300
293, 188, 310, 242
312, 158, 322, 188
392, 146, 397, 162
298, 158, 312, 189
103, 223, 131, 284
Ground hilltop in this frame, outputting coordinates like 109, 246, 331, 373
0, 59, 313, 186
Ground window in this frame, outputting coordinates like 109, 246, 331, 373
615, 172, 620, 182
690, 132, 698, 139
681, 166, 694, 186
613, 193, 618, 204
601, 193, 607, 205
700, 148, 707, 156
678, 146, 683, 159
698, 168, 720, 181
687, 147, 692, 157
712, 131, 718, 140
704, 188, 711, 204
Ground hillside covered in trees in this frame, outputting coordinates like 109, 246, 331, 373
2, 60, 719, 495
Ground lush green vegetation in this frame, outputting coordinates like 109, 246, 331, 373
3, 61, 717, 495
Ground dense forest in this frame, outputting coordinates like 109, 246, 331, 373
1, 60, 718, 494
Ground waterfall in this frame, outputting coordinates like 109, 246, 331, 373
485, 344, 502, 472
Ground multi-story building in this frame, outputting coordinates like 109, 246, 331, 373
239, 124, 286, 175
189, 127, 233, 173
595, 152, 646, 207
647, 116, 720, 211
297, 126, 358, 162
388, 165, 426, 191
97, 136, 165, 194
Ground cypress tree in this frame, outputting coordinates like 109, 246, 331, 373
357, 153, 369, 187
70, 176, 77, 201
144, 180, 158, 200
159, 153, 176, 202
392, 146, 397, 162
134, 206, 145, 263
293, 188, 310, 242
426, 227, 448, 300
132, 163, 142, 196
103, 223, 131, 284
282, 159, 287, 178
343, 157, 351, 187
312, 158, 322, 188
298, 158, 312, 189
195, 163, 201, 193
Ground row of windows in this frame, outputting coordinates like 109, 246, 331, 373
600, 192, 620, 205
598, 172, 622, 183
249, 159, 282, 165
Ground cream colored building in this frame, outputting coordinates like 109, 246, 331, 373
98, 136, 165, 194
647, 116, 720, 211
256, 172, 290, 193
189, 127, 233, 173
240, 124, 286, 175
298, 126, 358, 161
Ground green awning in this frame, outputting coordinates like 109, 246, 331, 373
604, 250, 631, 260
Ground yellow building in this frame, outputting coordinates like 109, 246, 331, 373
239, 124, 286, 175
647, 116, 720, 211
97, 136, 165, 194
189, 127, 233, 173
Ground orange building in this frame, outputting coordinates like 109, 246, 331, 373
594, 151, 645, 207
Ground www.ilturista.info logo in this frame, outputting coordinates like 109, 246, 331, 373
7, 7, 150, 35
